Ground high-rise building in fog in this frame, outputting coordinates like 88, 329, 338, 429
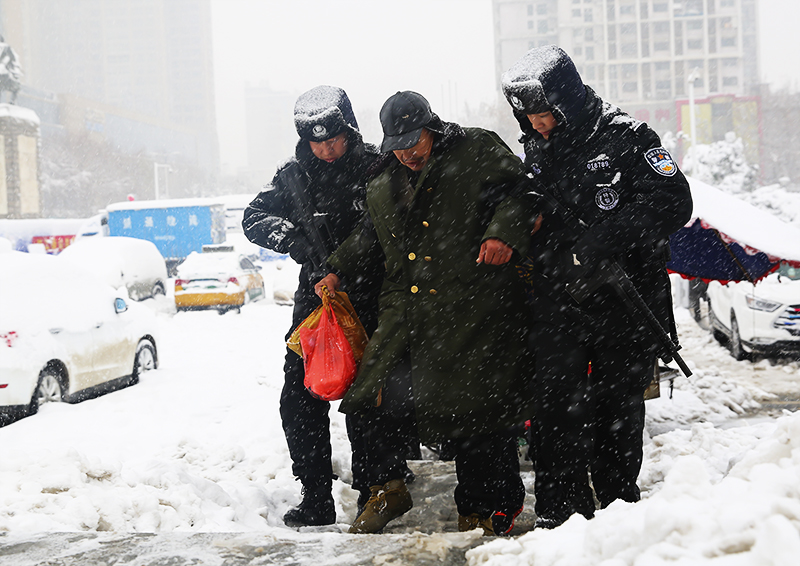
493, 0, 760, 150
244, 85, 296, 183
0, 0, 219, 171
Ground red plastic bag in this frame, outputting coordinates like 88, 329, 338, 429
298, 300, 358, 401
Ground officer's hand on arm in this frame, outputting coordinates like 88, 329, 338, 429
476, 238, 514, 265
314, 273, 341, 298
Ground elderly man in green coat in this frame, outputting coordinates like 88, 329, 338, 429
315, 91, 540, 536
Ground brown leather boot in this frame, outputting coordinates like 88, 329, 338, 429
348, 479, 413, 534
457, 512, 494, 536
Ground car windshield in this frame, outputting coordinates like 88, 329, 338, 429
778, 263, 800, 281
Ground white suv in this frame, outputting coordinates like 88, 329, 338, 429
707, 263, 800, 359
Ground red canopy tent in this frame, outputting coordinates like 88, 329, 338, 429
667, 178, 800, 284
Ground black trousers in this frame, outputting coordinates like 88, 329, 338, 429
279, 347, 335, 487
280, 287, 413, 494
530, 322, 654, 522
355, 357, 525, 519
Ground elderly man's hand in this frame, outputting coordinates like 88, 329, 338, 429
314, 273, 341, 298
476, 238, 514, 265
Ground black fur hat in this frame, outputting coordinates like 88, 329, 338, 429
501, 45, 587, 127
294, 86, 359, 142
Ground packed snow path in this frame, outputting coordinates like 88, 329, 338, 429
1, 277, 799, 565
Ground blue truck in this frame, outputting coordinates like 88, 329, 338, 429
106, 199, 226, 271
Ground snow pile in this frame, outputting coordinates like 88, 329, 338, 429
0, 103, 39, 125
645, 310, 763, 431
1, 255, 799, 564
0, 251, 118, 333
176, 251, 248, 279
682, 132, 757, 193
741, 183, 800, 230
468, 412, 800, 565
58, 236, 167, 295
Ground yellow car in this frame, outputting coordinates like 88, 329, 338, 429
175, 250, 265, 314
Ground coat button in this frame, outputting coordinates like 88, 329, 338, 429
410, 285, 419, 294
422, 221, 429, 227
408, 252, 416, 260
427, 187, 433, 193
424, 256, 432, 262
429, 289, 437, 295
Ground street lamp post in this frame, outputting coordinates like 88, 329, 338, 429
687, 67, 702, 148
154, 163, 170, 200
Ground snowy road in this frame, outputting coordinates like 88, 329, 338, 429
1, 265, 800, 565
681, 305, 800, 413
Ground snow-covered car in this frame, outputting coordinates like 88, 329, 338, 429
707, 263, 800, 359
174, 249, 265, 314
59, 236, 168, 300
0, 250, 159, 425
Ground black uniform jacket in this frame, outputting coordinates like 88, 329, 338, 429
242, 133, 383, 333
522, 87, 693, 344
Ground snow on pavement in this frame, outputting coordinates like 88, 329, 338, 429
0, 259, 799, 565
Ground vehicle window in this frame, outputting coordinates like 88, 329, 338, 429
240, 257, 256, 271
778, 263, 800, 281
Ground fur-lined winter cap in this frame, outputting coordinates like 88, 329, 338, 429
501, 45, 586, 125
294, 85, 359, 141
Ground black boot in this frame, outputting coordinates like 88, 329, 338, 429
283, 484, 335, 527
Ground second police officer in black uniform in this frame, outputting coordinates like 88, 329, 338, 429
243, 85, 416, 527
501, 46, 693, 528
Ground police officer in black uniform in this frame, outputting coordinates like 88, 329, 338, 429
243, 85, 415, 527
501, 46, 693, 528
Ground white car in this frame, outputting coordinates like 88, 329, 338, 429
707, 263, 800, 359
0, 249, 159, 425
59, 236, 168, 300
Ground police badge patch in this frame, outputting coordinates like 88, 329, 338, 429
312, 124, 327, 139
595, 187, 619, 210
644, 147, 677, 177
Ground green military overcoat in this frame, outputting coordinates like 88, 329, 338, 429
329, 125, 539, 443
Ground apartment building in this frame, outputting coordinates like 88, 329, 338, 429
0, 0, 219, 171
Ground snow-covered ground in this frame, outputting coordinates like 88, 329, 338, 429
3, 178, 800, 564
1, 251, 799, 564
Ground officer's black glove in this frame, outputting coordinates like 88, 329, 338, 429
285, 228, 312, 264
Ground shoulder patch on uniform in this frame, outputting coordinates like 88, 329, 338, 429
644, 147, 677, 177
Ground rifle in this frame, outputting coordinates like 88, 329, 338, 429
536, 185, 693, 378
282, 161, 335, 281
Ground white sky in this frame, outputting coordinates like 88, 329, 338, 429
211, 0, 800, 172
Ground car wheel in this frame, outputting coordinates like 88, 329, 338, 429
152, 282, 166, 297
708, 304, 726, 343
730, 314, 749, 361
131, 339, 157, 385
30, 368, 65, 414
